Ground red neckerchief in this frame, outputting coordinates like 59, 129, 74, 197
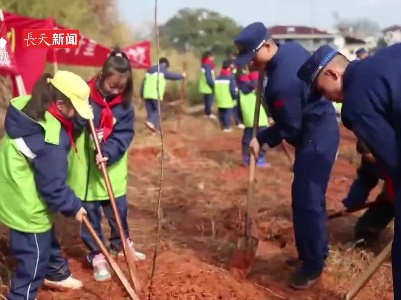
202, 57, 215, 70
381, 171, 395, 201
47, 102, 77, 151
88, 76, 123, 141
220, 68, 232, 76
249, 71, 259, 81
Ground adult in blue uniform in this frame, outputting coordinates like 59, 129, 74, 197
297, 43, 401, 299
234, 22, 339, 289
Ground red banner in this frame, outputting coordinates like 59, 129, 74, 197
0, 19, 20, 75
47, 23, 151, 69
3, 11, 52, 94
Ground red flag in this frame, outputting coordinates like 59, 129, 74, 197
123, 41, 152, 69
3, 11, 52, 94
0, 17, 19, 75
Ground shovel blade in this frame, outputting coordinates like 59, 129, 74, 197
229, 235, 259, 276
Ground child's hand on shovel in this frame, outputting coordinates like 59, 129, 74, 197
95, 152, 108, 168
249, 137, 260, 160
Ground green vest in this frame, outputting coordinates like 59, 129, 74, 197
214, 79, 235, 108
198, 68, 214, 94
67, 128, 128, 201
0, 96, 62, 233
333, 102, 342, 113
239, 91, 268, 127
143, 72, 166, 101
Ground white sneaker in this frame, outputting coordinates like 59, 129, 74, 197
223, 128, 233, 133
112, 238, 146, 261
237, 123, 245, 129
44, 275, 83, 290
145, 121, 157, 132
92, 253, 111, 282
204, 114, 217, 120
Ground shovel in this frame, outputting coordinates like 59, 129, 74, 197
229, 71, 264, 275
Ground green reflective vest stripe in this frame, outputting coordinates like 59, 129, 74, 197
67, 129, 128, 201
214, 79, 235, 108
333, 102, 342, 113
198, 68, 214, 94
143, 73, 166, 101
0, 95, 62, 233
239, 91, 268, 127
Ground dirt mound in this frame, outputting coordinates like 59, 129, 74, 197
144, 250, 266, 300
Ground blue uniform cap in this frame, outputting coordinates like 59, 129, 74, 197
355, 48, 367, 56
234, 22, 270, 66
297, 45, 339, 88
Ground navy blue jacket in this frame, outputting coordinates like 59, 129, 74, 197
200, 62, 215, 89
215, 72, 238, 100
90, 99, 135, 166
341, 44, 401, 181
140, 63, 184, 98
4, 105, 82, 217
257, 42, 336, 148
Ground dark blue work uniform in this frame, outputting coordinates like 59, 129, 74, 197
234, 23, 339, 283
298, 44, 401, 299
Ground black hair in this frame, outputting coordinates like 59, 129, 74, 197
100, 47, 133, 108
222, 60, 232, 69
22, 73, 72, 121
159, 57, 170, 68
202, 51, 213, 60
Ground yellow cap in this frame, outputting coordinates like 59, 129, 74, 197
48, 70, 94, 120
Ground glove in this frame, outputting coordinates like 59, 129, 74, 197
75, 207, 87, 222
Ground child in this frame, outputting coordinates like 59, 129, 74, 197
199, 51, 216, 119
236, 67, 270, 167
67, 49, 146, 282
141, 57, 185, 132
214, 60, 238, 132
0, 70, 92, 299
229, 60, 245, 129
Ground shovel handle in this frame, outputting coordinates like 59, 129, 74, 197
345, 238, 392, 300
87, 120, 141, 292
245, 71, 264, 237
82, 216, 139, 300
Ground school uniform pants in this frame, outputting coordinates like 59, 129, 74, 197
144, 99, 160, 130
342, 158, 380, 209
292, 114, 339, 273
80, 195, 130, 262
203, 94, 214, 116
242, 127, 267, 163
217, 108, 232, 129
232, 104, 242, 125
9, 227, 71, 300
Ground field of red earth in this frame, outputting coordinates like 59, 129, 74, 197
0, 106, 394, 299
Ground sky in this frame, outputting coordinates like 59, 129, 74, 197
117, 0, 401, 31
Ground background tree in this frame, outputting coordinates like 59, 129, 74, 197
159, 8, 242, 58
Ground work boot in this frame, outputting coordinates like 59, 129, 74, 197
91, 253, 111, 282
289, 267, 322, 290
110, 238, 146, 261
44, 275, 83, 289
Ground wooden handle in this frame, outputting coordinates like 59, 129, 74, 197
87, 120, 141, 292
245, 71, 264, 237
82, 216, 139, 300
345, 238, 392, 299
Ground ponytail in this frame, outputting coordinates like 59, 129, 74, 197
101, 47, 133, 108
22, 73, 71, 121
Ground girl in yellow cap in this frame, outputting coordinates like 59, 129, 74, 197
0, 70, 93, 300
